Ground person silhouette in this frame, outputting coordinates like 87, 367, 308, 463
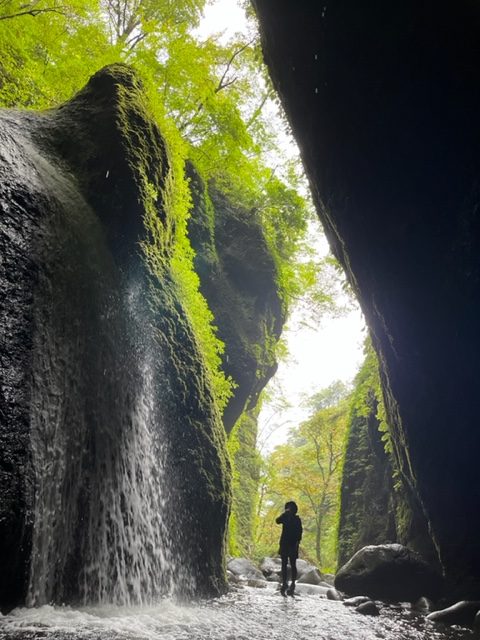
276, 500, 302, 596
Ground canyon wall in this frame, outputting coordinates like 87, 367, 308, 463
253, 0, 480, 595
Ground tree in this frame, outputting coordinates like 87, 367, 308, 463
306, 380, 352, 413
101, 0, 205, 50
0, 0, 113, 107
256, 392, 350, 569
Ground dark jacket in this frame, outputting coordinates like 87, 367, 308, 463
276, 511, 302, 556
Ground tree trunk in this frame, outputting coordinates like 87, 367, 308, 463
315, 517, 322, 565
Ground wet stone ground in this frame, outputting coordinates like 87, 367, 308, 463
0, 585, 472, 640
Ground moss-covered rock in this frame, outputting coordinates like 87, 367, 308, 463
338, 351, 439, 570
0, 64, 230, 608
227, 408, 261, 557
337, 401, 397, 567
185, 160, 285, 557
186, 163, 285, 433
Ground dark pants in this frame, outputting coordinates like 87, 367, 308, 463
280, 549, 297, 586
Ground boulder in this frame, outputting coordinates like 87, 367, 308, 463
226, 570, 241, 584
260, 557, 282, 579
296, 559, 316, 577
227, 558, 264, 581
427, 601, 480, 628
266, 574, 280, 583
474, 610, 480, 635
334, 544, 443, 601
344, 596, 371, 607
298, 568, 324, 585
356, 601, 380, 616
413, 597, 433, 613
247, 579, 268, 588
327, 588, 344, 601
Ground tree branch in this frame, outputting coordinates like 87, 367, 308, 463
0, 4, 67, 20
214, 37, 255, 93
246, 91, 269, 130
179, 39, 255, 135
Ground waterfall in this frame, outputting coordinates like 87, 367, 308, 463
0, 115, 189, 606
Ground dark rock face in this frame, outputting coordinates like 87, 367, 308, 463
335, 544, 443, 602
187, 164, 284, 432
252, 0, 480, 594
337, 401, 397, 567
338, 388, 438, 568
0, 65, 230, 608
0, 116, 37, 610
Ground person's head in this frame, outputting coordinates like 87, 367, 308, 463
284, 501, 298, 514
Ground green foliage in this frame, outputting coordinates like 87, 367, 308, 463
0, 1, 116, 107
306, 380, 352, 413
227, 409, 261, 556
350, 338, 392, 454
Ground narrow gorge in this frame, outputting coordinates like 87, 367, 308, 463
1, 2, 480, 638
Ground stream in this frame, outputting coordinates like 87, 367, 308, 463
0, 585, 472, 640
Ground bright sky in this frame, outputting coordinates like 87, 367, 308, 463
197, 0, 366, 451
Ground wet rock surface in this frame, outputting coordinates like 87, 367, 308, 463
335, 544, 443, 601
228, 558, 265, 581
427, 601, 480, 628
0, 586, 470, 640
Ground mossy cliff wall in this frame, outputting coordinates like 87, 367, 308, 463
337, 400, 397, 567
253, 1, 480, 595
186, 164, 284, 434
338, 357, 438, 569
0, 65, 230, 609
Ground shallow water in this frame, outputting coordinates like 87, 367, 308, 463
0, 585, 472, 640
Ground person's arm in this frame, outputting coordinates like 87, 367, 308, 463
297, 517, 303, 542
276, 511, 289, 524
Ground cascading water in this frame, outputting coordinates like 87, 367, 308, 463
0, 113, 191, 607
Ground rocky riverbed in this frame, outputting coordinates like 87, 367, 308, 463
0, 585, 472, 640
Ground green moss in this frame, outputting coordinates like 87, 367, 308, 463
337, 341, 439, 567
227, 408, 261, 556
337, 343, 397, 565
186, 171, 284, 432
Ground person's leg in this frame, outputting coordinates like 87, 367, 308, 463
280, 555, 288, 594
287, 553, 297, 595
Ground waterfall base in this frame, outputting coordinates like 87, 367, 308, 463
0, 587, 469, 640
